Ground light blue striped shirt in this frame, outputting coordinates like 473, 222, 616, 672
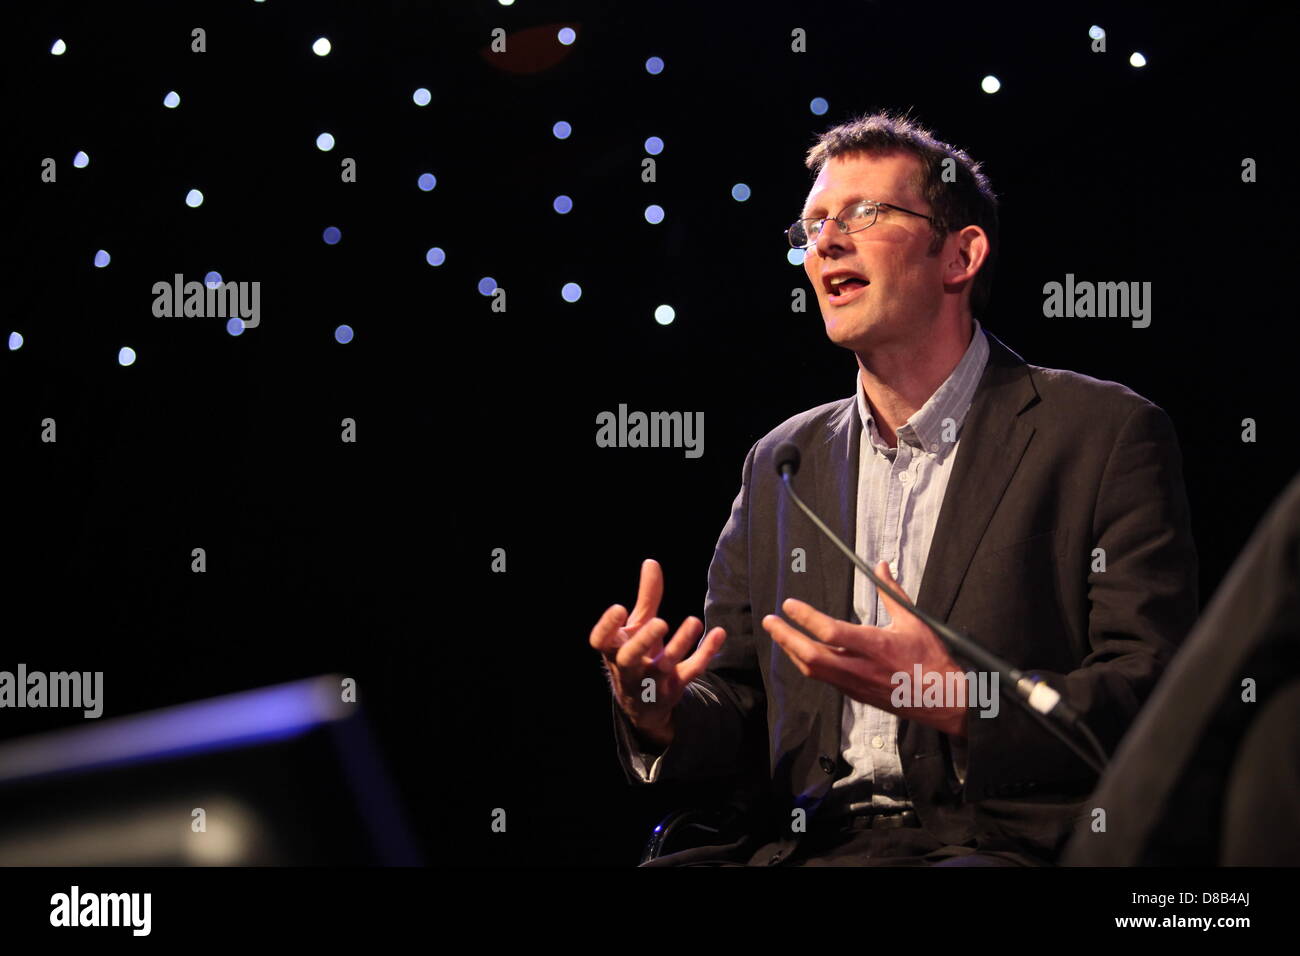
833, 318, 989, 812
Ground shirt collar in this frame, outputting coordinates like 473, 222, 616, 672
854, 317, 990, 459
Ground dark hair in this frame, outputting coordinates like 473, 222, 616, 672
804, 110, 999, 317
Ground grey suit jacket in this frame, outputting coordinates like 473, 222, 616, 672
613, 328, 1199, 863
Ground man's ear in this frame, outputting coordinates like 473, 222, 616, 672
943, 225, 989, 294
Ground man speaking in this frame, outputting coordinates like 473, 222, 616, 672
588, 111, 1198, 866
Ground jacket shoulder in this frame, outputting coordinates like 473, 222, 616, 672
754, 396, 855, 451
1025, 362, 1171, 428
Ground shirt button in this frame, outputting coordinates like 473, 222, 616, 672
899, 472, 911, 484
819, 755, 836, 774
871, 735, 885, 749
888, 561, 897, 575
930, 442, 939, 452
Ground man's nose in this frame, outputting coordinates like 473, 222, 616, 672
812, 218, 851, 257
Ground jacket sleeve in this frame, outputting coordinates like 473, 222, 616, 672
963, 401, 1199, 797
610, 440, 769, 786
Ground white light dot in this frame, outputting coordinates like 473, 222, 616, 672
654, 305, 675, 326
185, 189, 204, 208
9, 331, 24, 350
644, 204, 665, 225
312, 37, 331, 57
981, 75, 1001, 94
426, 247, 446, 266
417, 173, 437, 191
413, 87, 431, 106
335, 324, 354, 344
498, 0, 515, 5
731, 183, 751, 202
316, 132, 335, 151
163, 90, 181, 109
644, 136, 664, 155
50, 39, 66, 56
553, 120, 572, 140
561, 282, 582, 302
94, 250, 111, 268
73, 151, 89, 168
810, 97, 829, 115
553, 194, 573, 214
787, 248, 806, 266
226, 317, 245, 336
204, 271, 223, 288
1130, 52, 1147, 67
557, 27, 576, 46
118, 346, 136, 366
1089, 25, 1106, 40
645, 56, 665, 75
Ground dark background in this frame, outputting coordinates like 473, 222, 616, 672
1, 0, 1295, 866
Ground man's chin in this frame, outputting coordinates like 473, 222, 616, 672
821, 313, 872, 350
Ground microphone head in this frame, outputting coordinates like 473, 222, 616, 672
774, 442, 801, 478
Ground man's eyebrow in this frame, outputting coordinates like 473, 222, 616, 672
800, 196, 860, 218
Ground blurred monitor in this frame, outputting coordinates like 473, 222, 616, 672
0, 675, 420, 865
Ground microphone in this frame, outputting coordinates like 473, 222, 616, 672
775, 443, 801, 480
771, 440, 1107, 774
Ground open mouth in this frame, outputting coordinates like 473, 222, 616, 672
826, 276, 869, 304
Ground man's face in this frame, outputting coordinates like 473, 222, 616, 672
800, 151, 946, 352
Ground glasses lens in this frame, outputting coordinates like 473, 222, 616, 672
789, 221, 813, 248
839, 202, 876, 232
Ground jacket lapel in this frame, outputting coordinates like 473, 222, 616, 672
813, 396, 861, 624
913, 330, 1039, 623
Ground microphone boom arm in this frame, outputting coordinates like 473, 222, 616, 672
775, 459, 1108, 775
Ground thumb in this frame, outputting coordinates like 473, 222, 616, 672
875, 560, 910, 618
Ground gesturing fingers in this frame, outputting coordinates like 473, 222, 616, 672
675, 626, 726, 685
615, 617, 668, 673
626, 559, 665, 631
871, 560, 914, 625
656, 616, 703, 668
779, 598, 871, 656
762, 613, 857, 679
589, 603, 630, 657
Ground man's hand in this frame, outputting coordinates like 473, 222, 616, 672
761, 561, 969, 737
589, 558, 727, 750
